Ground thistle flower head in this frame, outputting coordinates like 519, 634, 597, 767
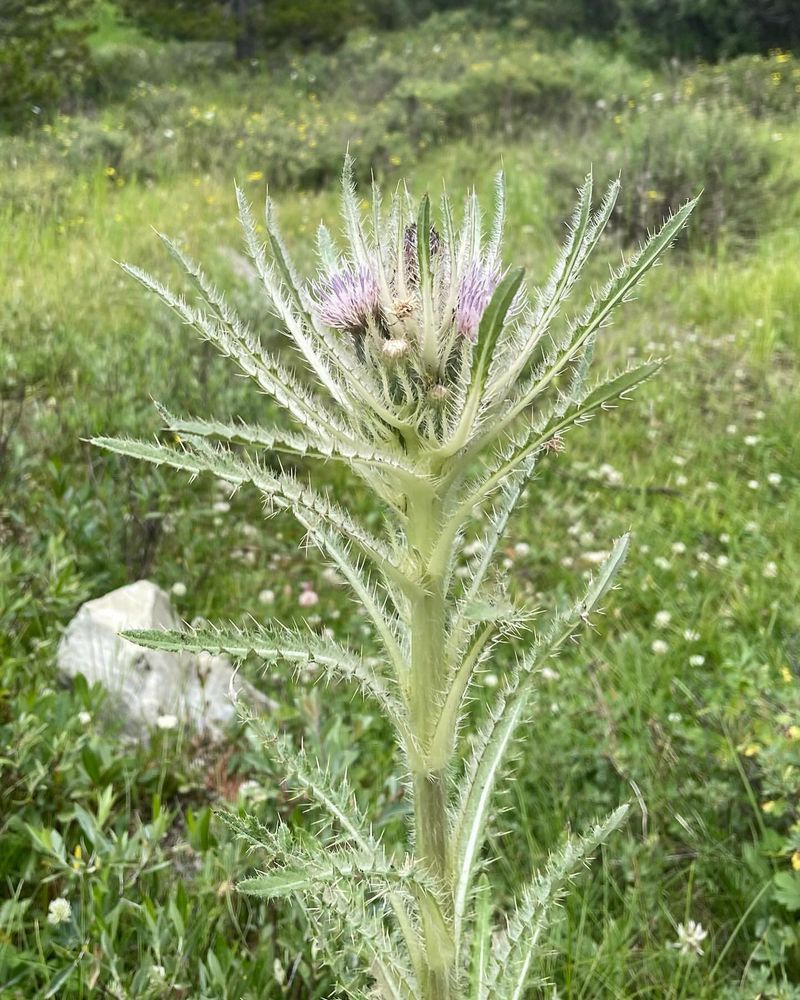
313, 264, 379, 332
454, 261, 501, 341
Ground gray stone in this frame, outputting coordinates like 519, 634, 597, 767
57, 580, 262, 736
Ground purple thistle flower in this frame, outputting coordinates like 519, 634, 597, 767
314, 265, 380, 332
454, 262, 500, 341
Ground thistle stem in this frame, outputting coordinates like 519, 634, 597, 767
407, 483, 455, 998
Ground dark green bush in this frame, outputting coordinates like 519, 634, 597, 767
0, 0, 96, 132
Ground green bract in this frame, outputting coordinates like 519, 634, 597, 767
93, 157, 695, 998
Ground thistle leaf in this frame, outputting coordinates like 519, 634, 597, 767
122, 622, 405, 727
505, 197, 696, 427
486, 805, 630, 999
449, 537, 630, 946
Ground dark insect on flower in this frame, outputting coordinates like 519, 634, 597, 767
403, 223, 442, 286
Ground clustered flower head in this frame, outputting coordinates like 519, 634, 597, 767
306, 164, 525, 419
670, 919, 708, 957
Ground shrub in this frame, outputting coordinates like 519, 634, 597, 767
0, 0, 96, 132
597, 103, 777, 247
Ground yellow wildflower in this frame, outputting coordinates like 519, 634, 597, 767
792, 851, 800, 871
788, 725, 800, 741
247, 170, 264, 182
781, 666, 793, 683
743, 744, 760, 757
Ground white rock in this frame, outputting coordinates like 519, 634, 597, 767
57, 580, 264, 736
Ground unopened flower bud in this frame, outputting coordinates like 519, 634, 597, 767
382, 338, 409, 361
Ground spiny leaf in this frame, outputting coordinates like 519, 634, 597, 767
486, 805, 630, 999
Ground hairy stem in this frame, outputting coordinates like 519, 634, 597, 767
407, 481, 455, 997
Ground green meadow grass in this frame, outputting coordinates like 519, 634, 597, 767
1, 19, 799, 998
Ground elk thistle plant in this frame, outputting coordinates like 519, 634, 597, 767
93, 158, 695, 998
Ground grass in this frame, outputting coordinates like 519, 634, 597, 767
1, 12, 799, 999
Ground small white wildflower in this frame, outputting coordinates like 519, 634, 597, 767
550, 702, 560, 714
654, 556, 671, 571
716, 555, 730, 568
47, 898, 72, 925
696, 551, 711, 563
258, 588, 275, 605
671, 542, 686, 554
689, 654, 705, 667
598, 463, 623, 485
744, 435, 760, 446
683, 629, 700, 642
163, 128, 175, 139
651, 640, 669, 655
763, 561, 778, 579
455, 565, 470, 578
768, 472, 782, 486
667, 712, 682, 723
670, 919, 708, 957
747, 480, 760, 490
654, 611, 672, 628
675, 474, 688, 487
213, 500, 231, 513
513, 542, 531, 558
560, 556, 574, 568
725, 424, 737, 435
744, 520, 759, 533
640, 544, 650, 554
298, 589, 319, 608
672, 455, 687, 467
156, 714, 178, 730
719, 533, 730, 544
582, 550, 609, 566
705, 481, 718, 492
78, 710, 92, 726
170, 582, 187, 597
483, 673, 499, 688
501, 557, 513, 569
541, 666, 560, 681
463, 539, 484, 557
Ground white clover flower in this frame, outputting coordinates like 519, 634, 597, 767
654, 611, 672, 628
171, 581, 187, 597
671, 455, 687, 467
667, 712, 682, 723
747, 480, 760, 490
705, 481, 718, 491
725, 424, 737, 435
298, 589, 319, 608
654, 556, 671, 571
670, 919, 708, 956
671, 542, 686, 555
47, 898, 72, 925
763, 561, 778, 579
541, 667, 560, 681
744, 435, 760, 446
483, 673, 499, 688
675, 474, 688, 487
716, 555, 730, 568
156, 714, 178, 730
651, 640, 669, 655
683, 629, 700, 642
78, 710, 92, 726
513, 542, 531, 558
689, 654, 705, 667
258, 588, 275, 605
213, 500, 231, 513
768, 472, 782, 486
